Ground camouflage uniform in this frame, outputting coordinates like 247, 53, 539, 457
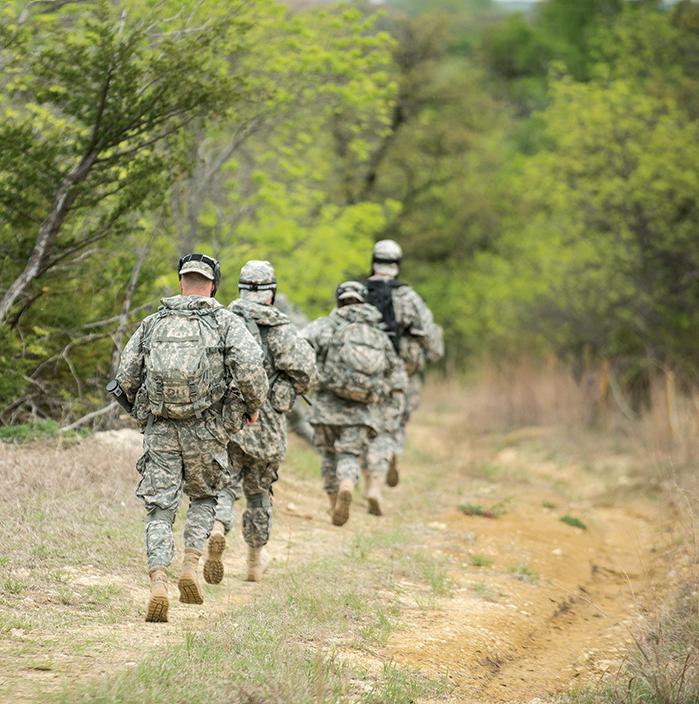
214, 297, 316, 548
116, 295, 268, 570
367, 240, 443, 457
302, 301, 405, 495
274, 293, 316, 448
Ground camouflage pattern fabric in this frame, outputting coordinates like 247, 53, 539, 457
286, 403, 316, 447
116, 294, 268, 570
302, 303, 405, 433
366, 431, 393, 481
135, 410, 229, 569
212, 295, 315, 545
215, 444, 279, 547
313, 424, 371, 494
274, 293, 317, 449
117, 295, 268, 422
226, 298, 316, 462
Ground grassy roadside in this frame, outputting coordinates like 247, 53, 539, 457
0, 418, 459, 704
50, 529, 454, 704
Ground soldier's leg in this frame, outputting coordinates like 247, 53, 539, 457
178, 415, 230, 604
135, 419, 183, 623
313, 424, 339, 508
287, 400, 317, 451
366, 432, 392, 516
237, 448, 279, 582
204, 445, 242, 585
136, 420, 183, 571
331, 425, 369, 527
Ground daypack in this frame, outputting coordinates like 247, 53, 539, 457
365, 279, 406, 353
143, 309, 225, 420
235, 311, 296, 414
321, 319, 388, 403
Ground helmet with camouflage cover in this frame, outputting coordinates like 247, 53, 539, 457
335, 280, 367, 305
239, 260, 276, 304
372, 239, 402, 265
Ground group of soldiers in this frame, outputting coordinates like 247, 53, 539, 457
115, 240, 443, 623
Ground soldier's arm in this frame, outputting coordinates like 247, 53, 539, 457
222, 314, 269, 415
300, 318, 325, 351
115, 323, 146, 403
268, 324, 317, 395
404, 289, 438, 352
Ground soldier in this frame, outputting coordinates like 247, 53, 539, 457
365, 239, 444, 486
203, 261, 316, 584
116, 253, 268, 622
274, 292, 316, 449
302, 281, 405, 525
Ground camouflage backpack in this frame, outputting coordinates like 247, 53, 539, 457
143, 309, 225, 419
321, 319, 388, 404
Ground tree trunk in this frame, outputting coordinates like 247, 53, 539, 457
0, 152, 97, 324
109, 242, 149, 378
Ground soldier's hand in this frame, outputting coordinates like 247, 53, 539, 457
245, 410, 260, 425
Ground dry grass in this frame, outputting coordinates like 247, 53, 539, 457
430, 357, 699, 704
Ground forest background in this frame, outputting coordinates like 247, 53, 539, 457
1, 0, 698, 424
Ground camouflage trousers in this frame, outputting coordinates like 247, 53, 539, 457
367, 432, 393, 480
214, 443, 279, 549
136, 413, 229, 570
286, 400, 316, 450
395, 373, 423, 456
312, 424, 371, 495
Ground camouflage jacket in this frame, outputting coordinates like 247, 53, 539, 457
368, 275, 444, 375
228, 298, 316, 461
302, 303, 406, 433
116, 295, 268, 428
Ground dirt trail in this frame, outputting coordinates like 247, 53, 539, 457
1, 400, 673, 704
387, 421, 671, 703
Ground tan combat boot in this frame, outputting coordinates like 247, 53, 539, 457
327, 493, 338, 514
178, 549, 204, 604
203, 521, 226, 585
332, 479, 354, 526
365, 473, 383, 516
246, 545, 270, 582
145, 567, 169, 623
386, 454, 399, 487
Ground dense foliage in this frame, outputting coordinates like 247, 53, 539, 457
0, 0, 697, 421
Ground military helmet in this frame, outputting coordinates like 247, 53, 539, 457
335, 280, 367, 303
178, 252, 221, 287
372, 239, 402, 265
238, 260, 277, 293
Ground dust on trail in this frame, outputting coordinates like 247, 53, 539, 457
1, 399, 674, 704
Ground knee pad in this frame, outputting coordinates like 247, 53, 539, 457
147, 506, 176, 525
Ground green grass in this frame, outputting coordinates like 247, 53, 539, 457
459, 499, 508, 519
0, 420, 89, 444
507, 563, 540, 584
469, 554, 493, 567
560, 515, 587, 530
470, 581, 500, 602
50, 556, 453, 704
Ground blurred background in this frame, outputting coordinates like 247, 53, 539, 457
1, 0, 698, 434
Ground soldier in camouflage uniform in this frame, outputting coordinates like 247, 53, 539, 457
302, 281, 405, 525
204, 261, 316, 583
365, 239, 444, 487
274, 293, 316, 449
116, 253, 268, 622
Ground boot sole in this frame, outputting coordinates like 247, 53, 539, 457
145, 595, 169, 623
178, 577, 204, 605
332, 489, 352, 526
386, 465, 399, 487
367, 497, 383, 516
203, 533, 225, 585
